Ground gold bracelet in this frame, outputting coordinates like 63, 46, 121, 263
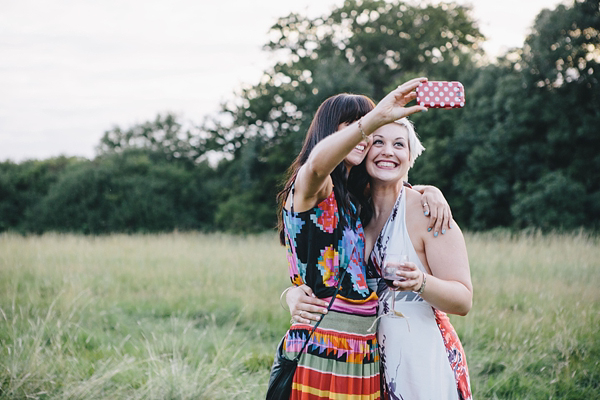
358, 118, 369, 142
279, 286, 293, 311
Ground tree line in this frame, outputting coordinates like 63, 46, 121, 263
1, 0, 598, 234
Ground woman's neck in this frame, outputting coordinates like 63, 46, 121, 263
370, 179, 405, 221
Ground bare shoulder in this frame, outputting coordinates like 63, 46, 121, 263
290, 164, 333, 212
405, 188, 429, 229
404, 187, 430, 252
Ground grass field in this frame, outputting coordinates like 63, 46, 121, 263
0, 231, 599, 399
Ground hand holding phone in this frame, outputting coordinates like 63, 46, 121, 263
416, 81, 465, 109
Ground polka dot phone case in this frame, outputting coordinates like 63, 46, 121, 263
416, 81, 465, 109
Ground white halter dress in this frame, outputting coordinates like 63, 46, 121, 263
367, 187, 472, 400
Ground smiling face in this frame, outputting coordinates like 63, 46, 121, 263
365, 123, 411, 185
339, 122, 372, 168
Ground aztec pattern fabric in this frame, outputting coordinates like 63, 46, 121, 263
283, 189, 378, 308
284, 311, 380, 400
282, 188, 380, 399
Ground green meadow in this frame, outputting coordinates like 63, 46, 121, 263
0, 232, 598, 399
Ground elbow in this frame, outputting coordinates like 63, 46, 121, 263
456, 283, 473, 316
456, 301, 472, 316
456, 294, 473, 316
305, 157, 329, 181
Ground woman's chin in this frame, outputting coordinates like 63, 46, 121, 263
345, 154, 365, 167
370, 175, 403, 186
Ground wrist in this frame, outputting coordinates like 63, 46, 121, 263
415, 271, 427, 295
361, 110, 384, 135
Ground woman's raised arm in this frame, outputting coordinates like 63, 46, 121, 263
293, 78, 428, 211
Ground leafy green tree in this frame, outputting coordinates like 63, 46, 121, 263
97, 113, 215, 168
511, 171, 587, 230
29, 151, 218, 233
204, 0, 485, 231
5, 0, 596, 234
454, 0, 600, 230
0, 157, 83, 232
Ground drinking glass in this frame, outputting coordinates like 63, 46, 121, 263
381, 253, 408, 318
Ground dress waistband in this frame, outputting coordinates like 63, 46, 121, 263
320, 296, 378, 317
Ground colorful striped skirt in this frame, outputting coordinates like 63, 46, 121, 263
283, 310, 381, 400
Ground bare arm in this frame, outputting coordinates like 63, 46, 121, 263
419, 221, 472, 315
392, 191, 472, 315
293, 119, 369, 211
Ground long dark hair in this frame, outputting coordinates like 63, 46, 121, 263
347, 160, 372, 227
276, 93, 376, 245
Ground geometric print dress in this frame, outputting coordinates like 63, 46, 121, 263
367, 187, 472, 400
282, 186, 381, 399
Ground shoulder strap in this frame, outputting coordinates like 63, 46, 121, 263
293, 267, 348, 361
290, 183, 295, 213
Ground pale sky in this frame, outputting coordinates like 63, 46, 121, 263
0, 0, 566, 162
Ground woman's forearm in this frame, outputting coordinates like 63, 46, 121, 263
418, 274, 472, 316
306, 112, 380, 178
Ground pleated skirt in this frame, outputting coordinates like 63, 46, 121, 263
283, 310, 380, 400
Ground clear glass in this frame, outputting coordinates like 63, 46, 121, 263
381, 253, 408, 318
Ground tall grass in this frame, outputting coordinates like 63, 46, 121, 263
0, 231, 598, 399
460, 230, 600, 399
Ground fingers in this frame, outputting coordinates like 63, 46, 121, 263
405, 91, 418, 102
422, 201, 430, 217
291, 305, 328, 324
296, 294, 328, 308
424, 198, 440, 236
421, 188, 453, 237
429, 205, 453, 236
402, 105, 428, 117
445, 210, 454, 232
298, 284, 315, 297
302, 303, 328, 317
440, 208, 451, 233
287, 285, 328, 323
431, 205, 442, 237
393, 265, 423, 292
374, 77, 428, 124
292, 310, 324, 324
288, 285, 328, 325
289, 288, 328, 309
396, 77, 427, 93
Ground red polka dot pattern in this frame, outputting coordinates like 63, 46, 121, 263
416, 81, 465, 109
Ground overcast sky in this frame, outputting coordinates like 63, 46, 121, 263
0, 0, 566, 162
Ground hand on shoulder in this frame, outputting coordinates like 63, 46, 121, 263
406, 187, 458, 239
405, 188, 432, 229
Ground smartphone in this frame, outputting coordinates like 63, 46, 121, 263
416, 81, 465, 109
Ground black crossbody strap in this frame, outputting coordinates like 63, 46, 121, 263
293, 267, 348, 362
